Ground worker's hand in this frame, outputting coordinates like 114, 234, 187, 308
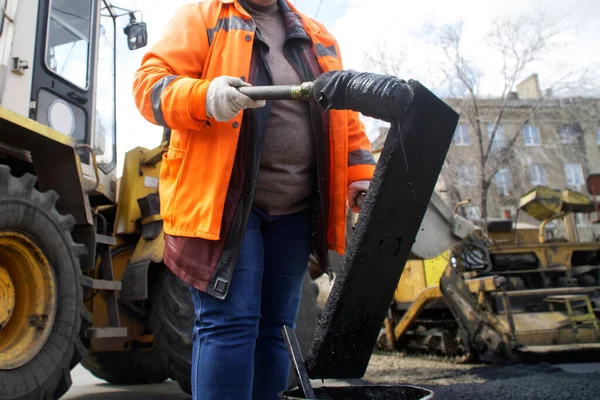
348, 180, 370, 213
205, 76, 266, 122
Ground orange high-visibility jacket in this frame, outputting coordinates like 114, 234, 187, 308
132, 0, 374, 255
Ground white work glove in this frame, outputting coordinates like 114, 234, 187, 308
205, 76, 266, 122
348, 180, 371, 213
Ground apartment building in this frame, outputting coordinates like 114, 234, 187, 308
371, 75, 600, 240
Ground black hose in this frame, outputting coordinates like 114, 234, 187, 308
311, 70, 414, 122
95, 212, 107, 235
456, 235, 492, 272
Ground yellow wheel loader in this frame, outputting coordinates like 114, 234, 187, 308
379, 185, 600, 362
0, 1, 324, 398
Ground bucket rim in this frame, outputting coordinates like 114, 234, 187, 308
279, 383, 435, 400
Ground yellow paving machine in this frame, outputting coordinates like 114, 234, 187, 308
381, 184, 600, 362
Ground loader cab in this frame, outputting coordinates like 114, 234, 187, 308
15, 0, 145, 204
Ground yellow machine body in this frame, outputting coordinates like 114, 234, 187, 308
84, 143, 167, 352
383, 186, 600, 361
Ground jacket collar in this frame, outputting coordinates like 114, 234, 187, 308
234, 0, 312, 41
221, 0, 321, 34
278, 0, 311, 41
281, 0, 320, 32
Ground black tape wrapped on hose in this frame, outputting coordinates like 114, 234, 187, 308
311, 70, 414, 122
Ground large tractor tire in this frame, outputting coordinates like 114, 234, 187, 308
80, 245, 168, 385
150, 268, 322, 395
0, 166, 88, 400
150, 269, 195, 394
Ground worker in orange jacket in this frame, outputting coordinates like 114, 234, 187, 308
133, 0, 375, 398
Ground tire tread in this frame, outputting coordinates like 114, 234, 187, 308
0, 167, 86, 400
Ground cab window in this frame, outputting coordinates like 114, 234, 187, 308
45, 0, 94, 89
94, 9, 116, 168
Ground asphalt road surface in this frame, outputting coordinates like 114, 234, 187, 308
64, 365, 189, 400
364, 352, 600, 400
64, 358, 600, 399
63, 365, 356, 399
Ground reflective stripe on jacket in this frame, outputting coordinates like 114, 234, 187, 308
132, 0, 374, 260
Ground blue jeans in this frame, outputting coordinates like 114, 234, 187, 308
190, 208, 313, 400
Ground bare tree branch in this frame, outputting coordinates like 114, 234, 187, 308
362, 43, 407, 78
433, 13, 589, 224
362, 10, 598, 226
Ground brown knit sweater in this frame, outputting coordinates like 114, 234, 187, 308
245, 1, 316, 215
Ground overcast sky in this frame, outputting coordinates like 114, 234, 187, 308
112, 0, 600, 174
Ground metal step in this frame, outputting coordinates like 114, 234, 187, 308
85, 327, 128, 339
95, 234, 116, 246
518, 343, 600, 354
95, 241, 121, 330
492, 286, 600, 298
80, 275, 121, 291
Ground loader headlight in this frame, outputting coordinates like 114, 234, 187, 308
48, 99, 75, 136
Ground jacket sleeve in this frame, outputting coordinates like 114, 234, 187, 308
132, 4, 211, 131
346, 110, 376, 184
315, 21, 376, 184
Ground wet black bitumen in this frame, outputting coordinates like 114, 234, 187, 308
312, 70, 415, 122
306, 81, 460, 380
363, 352, 600, 400
280, 385, 432, 400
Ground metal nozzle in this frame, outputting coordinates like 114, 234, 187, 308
237, 81, 314, 101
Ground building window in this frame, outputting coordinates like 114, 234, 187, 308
0, 0, 6, 36
545, 220, 557, 229
454, 124, 471, 146
529, 164, 548, 186
501, 207, 516, 220
564, 163, 585, 188
457, 164, 477, 186
558, 124, 582, 144
464, 205, 481, 221
523, 124, 541, 146
494, 168, 512, 196
575, 213, 590, 227
596, 129, 600, 145
487, 123, 506, 152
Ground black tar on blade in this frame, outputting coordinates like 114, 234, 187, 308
305, 80, 459, 380
311, 70, 414, 122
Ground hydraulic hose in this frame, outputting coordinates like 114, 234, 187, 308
237, 69, 415, 123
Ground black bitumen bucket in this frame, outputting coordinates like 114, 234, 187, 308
279, 384, 434, 400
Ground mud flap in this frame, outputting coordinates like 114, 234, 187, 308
120, 260, 152, 302
120, 235, 165, 303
